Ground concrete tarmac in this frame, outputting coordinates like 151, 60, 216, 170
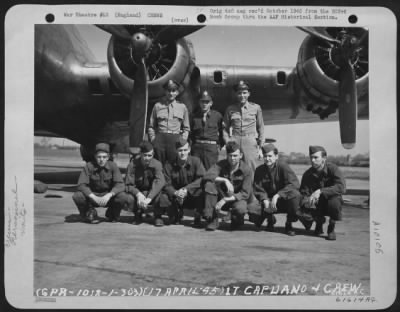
34, 157, 370, 297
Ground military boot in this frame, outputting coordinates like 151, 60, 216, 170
265, 214, 277, 232
285, 222, 296, 236
205, 217, 219, 231
132, 211, 143, 225
86, 208, 98, 224
327, 220, 336, 241
230, 214, 244, 231
314, 216, 325, 236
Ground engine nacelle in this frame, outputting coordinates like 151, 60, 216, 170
107, 36, 195, 100
296, 34, 368, 118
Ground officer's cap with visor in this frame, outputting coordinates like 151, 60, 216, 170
233, 80, 251, 92
198, 90, 213, 102
163, 79, 182, 92
95, 143, 110, 154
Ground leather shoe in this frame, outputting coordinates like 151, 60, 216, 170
285, 222, 296, 236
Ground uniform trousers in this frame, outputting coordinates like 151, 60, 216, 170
122, 191, 161, 216
298, 194, 343, 224
191, 142, 219, 170
153, 133, 180, 165
72, 191, 127, 219
202, 181, 248, 221
158, 192, 203, 220
247, 193, 301, 224
231, 135, 259, 173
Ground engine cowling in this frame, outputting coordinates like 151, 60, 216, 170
296, 29, 368, 119
107, 35, 195, 100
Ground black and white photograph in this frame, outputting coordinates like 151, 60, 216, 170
4, 4, 397, 309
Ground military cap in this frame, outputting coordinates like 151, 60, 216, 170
175, 137, 189, 149
226, 141, 241, 154
95, 143, 110, 153
262, 143, 278, 154
233, 80, 250, 92
163, 79, 181, 91
140, 141, 154, 153
309, 145, 327, 155
199, 90, 212, 102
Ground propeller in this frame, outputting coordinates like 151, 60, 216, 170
298, 27, 368, 149
96, 25, 204, 150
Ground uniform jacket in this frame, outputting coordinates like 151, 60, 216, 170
77, 161, 124, 196
148, 100, 190, 141
203, 159, 252, 202
190, 109, 224, 146
223, 102, 265, 145
300, 162, 346, 199
253, 160, 300, 201
125, 157, 165, 200
164, 155, 205, 197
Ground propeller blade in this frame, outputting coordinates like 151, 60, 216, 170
298, 27, 340, 44
96, 25, 131, 40
154, 25, 204, 43
129, 58, 148, 150
338, 60, 357, 149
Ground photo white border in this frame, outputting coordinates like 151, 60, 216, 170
4, 4, 397, 309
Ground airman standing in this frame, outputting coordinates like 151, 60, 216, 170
148, 79, 190, 165
190, 90, 224, 170
223, 80, 264, 173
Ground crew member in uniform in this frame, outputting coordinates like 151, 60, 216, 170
202, 141, 256, 231
248, 143, 301, 236
159, 138, 206, 227
72, 143, 125, 223
223, 80, 264, 173
299, 145, 346, 240
123, 141, 165, 225
190, 90, 224, 170
148, 79, 190, 165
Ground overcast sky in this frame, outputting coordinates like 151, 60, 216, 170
41, 25, 369, 156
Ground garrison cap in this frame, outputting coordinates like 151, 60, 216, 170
233, 80, 250, 92
140, 141, 154, 153
199, 90, 212, 102
175, 137, 189, 149
262, 143, 278, 154
95, 143, 110, 154
163, 79, 181, 91
309, 145, 327, 155
226, 141, 241, 154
